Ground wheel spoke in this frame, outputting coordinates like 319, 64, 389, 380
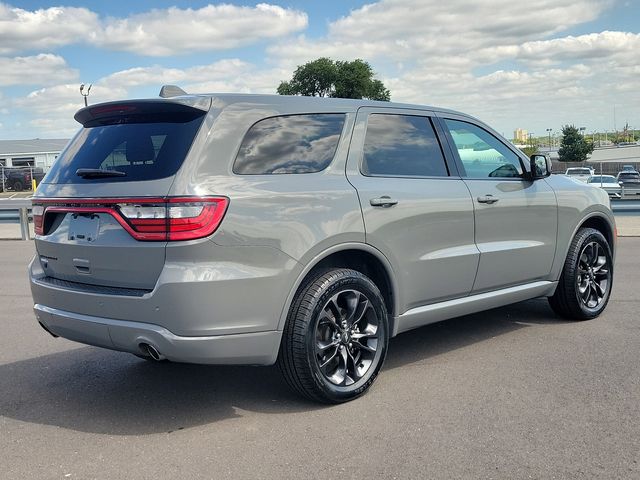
345, 348, 362, 381
352, 299, 370, 327
351, 329, 377, 341
317, 339, 339, 352
326, 296, 343, 322
592, 281, 605, 298
343, 291, 361, 326
318, 346, 338, 369
353, 338, 377, 353
580, 283, 591, 302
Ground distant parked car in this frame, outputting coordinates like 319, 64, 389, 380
588, 175, 622, 198
0, 167, 45, 192
617, 171, 640, 194
565, 167, 594, 183
621, 165, 637, 172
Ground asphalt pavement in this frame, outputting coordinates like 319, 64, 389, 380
1, 240, 639, 479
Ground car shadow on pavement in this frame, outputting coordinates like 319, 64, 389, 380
0, 298, 562, 435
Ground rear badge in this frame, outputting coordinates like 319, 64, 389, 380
68, 213, 100, 242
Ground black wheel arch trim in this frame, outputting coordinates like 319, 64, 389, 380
277, 242, 399, 335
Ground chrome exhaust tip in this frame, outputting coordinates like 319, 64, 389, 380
139, 343, 166, 361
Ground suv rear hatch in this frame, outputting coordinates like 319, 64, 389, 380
32, 98, 227, 291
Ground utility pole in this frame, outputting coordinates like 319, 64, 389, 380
80, 83, 92, 107
546, 128, 552, 149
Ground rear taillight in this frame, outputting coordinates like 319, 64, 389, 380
31, 197, 229, 241
118, 197, 228, 241
32, 205, 44, 235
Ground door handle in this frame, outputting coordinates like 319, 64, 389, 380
370, 196, 398, 207
477, 195, 499, 204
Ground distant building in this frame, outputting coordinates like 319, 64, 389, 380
514, 128, 528, 143
0, 139, 69, 171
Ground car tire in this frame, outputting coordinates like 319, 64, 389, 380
548, 227, 613, 320
278, 268, 389, 403
12, 180, 23, 192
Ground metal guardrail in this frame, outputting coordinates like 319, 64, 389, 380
0, 198, 32, 240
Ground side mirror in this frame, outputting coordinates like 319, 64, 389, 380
529, 154, 552, 180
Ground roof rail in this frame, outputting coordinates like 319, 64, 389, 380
159, 85, 187, 98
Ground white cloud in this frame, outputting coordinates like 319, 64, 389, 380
0, 2, 307, 56
515, 31, 640, 63
0, 3, 99, 54
266, 0, 637, 135
10, 58, 288, 137
101, 59, 252, 89
269, 0, 612, 64
14, 83, 128, 137
0, 54, 77, 86
96, 4, 308, 56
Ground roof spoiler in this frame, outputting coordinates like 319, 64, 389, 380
159, 85, 188, 98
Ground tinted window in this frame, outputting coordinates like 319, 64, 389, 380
619, 172, 640, 179
589, 176, 615, 183
567, 168, 591, 175
362, 114, 448, 177
45, 113, 204, 184
444, 119, 523, 178
233, 114, 345, 174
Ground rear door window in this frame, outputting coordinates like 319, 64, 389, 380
233, 114, 345, 174
361, 114, 448, 177
44, 110, 205, 184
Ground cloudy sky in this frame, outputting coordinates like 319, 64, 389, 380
1, 0, 638, 140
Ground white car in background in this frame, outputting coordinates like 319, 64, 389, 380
565, 167, 594, 183
588, 175, 622, 198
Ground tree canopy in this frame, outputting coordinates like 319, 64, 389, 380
558, 125, 594, 162
277, 58, 390, 101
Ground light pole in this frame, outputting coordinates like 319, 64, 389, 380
80, 83, 92, 107
546, 128, 552, 149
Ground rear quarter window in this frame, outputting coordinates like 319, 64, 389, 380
233, 114, 345, 175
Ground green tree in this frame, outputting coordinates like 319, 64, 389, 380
277, 58, 390, 101
558, 125, 594, 162
520, 146, 538, 157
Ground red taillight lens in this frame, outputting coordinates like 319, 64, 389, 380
119, 197, 229, 241
32, 197, 229, 241
32, 205, 44, 235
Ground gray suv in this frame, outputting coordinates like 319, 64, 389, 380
30, 91, 615, 403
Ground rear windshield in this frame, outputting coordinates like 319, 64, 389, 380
567, 169, 591, 175
45, 111, 205, 184
619, 172, 640, 179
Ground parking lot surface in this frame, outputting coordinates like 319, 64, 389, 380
1, 240, 639, 479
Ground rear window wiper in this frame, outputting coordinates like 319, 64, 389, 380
76, 168, 127, 178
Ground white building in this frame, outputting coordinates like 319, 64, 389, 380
0, 139, 69, 171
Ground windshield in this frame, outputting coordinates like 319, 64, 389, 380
589, 176, 616, 183
45, 110, 205, 184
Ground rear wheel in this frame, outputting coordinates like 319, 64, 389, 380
549, 227, 613, 320
278, 268, 389, 403
12, 180, 24, 192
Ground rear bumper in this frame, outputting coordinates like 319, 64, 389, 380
34, 304, 281, 365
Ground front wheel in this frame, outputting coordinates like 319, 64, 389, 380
549, 227, 613, 320
278, 268, 389, 403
